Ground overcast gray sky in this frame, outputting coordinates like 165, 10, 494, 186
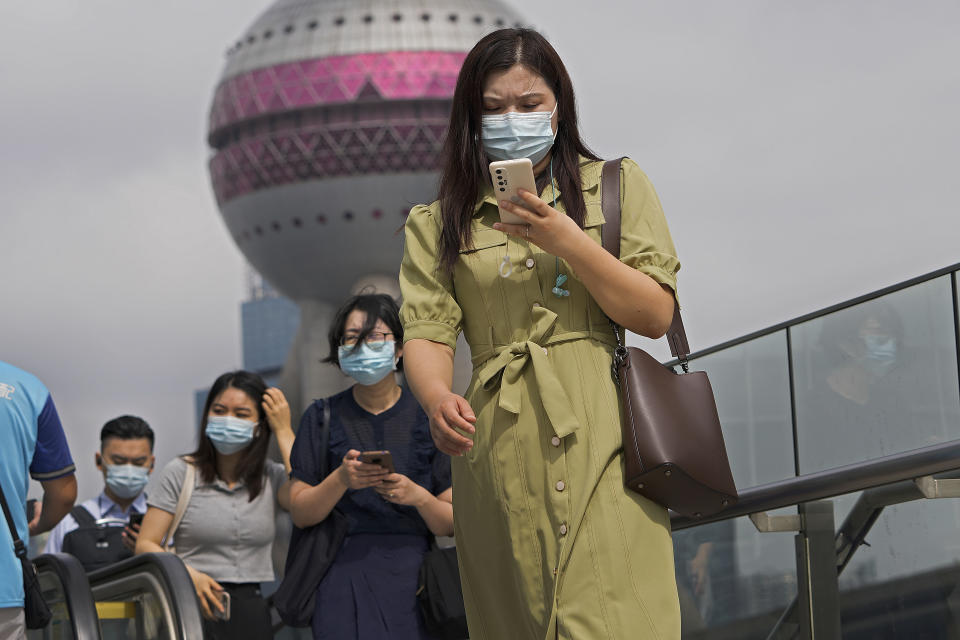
2, 0, 958, 499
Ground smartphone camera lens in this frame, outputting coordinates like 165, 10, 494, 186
495, 169, 502, 174
499, 187, 506, 191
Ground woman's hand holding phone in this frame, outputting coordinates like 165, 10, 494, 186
493, 188, 583, 259
427, 392, 476, 457
375, 473, 429, 507
337, 449, 390, 490
187, 565, 225, 621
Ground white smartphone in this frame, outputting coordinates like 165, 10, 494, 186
489, 158, 537, 225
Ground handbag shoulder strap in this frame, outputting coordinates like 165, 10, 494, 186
0, 480, 28, 560
600, 158, 691, 362
161, 457, 195, 550
318, 399, 332, 480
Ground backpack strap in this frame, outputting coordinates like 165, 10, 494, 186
69, 505, 97, 528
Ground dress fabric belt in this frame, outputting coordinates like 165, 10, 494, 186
472, 306, 616, 439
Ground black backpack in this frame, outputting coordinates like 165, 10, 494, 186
61, 505, 132, 572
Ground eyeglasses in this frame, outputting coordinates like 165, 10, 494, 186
341, 332, 395, 351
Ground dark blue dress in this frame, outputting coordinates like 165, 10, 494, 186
290, 387, 451, 640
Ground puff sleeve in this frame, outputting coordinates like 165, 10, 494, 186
618, 158, 681, 297
398, 204, 463, 350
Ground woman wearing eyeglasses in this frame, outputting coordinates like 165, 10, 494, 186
287, 293, 454, 640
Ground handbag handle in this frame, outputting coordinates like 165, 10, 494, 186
600, 158, 691, 371
161, 458, 195, 550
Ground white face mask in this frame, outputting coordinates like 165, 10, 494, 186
481, 104, 558, 165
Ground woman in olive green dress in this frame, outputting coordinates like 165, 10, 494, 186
400, 28, 682, 640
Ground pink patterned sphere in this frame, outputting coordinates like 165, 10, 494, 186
208, 0, 525, 302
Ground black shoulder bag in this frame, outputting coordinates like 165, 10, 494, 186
417, 539, 468, 639
0, 482, 52, 629
273, 399, 348, 627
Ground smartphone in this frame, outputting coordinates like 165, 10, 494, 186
128, 513, 144, 528
26, 499, 38, 522
489, 158, 537, 225
214, 591, 231, 621
359, 450, 395, 473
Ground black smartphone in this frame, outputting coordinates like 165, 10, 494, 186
358, 450, 395, 473
26, 499, 38, 522
128, 512, 144, 528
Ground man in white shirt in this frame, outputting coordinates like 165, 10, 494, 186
44, 415, 155, 572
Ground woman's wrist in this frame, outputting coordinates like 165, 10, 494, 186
411, 485, 433, 509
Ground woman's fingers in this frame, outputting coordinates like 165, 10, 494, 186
493, 222, 532, 238
515, 188, 552, 215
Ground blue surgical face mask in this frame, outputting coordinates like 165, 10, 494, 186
104, 464, 150, 499
205, 415, 257, 455
861, 335, 897, 375
481, 105, 557, 165
338, 341, 397, 386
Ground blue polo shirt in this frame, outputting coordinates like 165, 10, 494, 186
0, 361, 75, 608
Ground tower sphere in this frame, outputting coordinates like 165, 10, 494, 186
207, 0, 525, 302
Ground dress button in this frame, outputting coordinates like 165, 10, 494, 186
551, 436, 561, 447
555, 480, 566, 492
559, 524, 568, 536
525, 258, 535, 269
542, 347, 548, 355
532, 302, 541, 308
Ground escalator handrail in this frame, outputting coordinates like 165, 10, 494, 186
671, 438, 960, 530
33, 553, 102, 640
87, 552, 204, 639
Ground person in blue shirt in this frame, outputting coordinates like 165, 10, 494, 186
44, 416, 155, 572
288, 293, 454, 640
0, 361, 77, 639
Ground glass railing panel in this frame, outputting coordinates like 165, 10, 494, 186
791, 275, 960, 474
91, 575, 175, 640
87, 554, 204, 640
692, 331, 795, 488
28, 554, 101, 640
836, 497, 960, 638
31, 569, 75, 640
675, 508, 798, 639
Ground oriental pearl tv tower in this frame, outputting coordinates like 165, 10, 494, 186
207, 0, 526, 413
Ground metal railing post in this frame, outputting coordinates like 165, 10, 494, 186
795, 501, 841, 640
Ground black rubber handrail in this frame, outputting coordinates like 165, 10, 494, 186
671, 438, 960, 530
33, 553, 101, 640
87, 552, 204, 639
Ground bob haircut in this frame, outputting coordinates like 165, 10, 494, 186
436, 28, 600, 273
324, 293, 404, 371
190, 370, 270, 501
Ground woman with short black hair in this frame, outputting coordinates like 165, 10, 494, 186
288, 292, 453, 640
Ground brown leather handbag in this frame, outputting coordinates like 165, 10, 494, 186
600, 158, 738, 518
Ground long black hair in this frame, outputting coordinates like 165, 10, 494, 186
437, 28, 600, 273
190, 370, 271, 501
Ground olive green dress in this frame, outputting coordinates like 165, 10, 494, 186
399, 157, 682, 640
